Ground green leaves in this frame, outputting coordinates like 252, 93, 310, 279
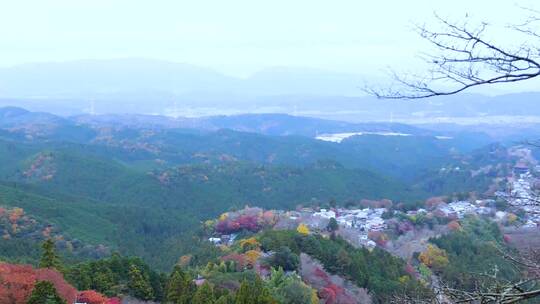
128, 264, 154, 300
39, 239, 62, 271
27, 281, 67, 304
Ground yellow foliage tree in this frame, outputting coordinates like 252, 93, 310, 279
219, 212, 229, 221
419, 244, 449, 271
310, 289, 319, 304
239, 237, 260, 251
507, 213, 518, 224
398, 275, 410, 284
297, 223, 310, 235
244, 250, 261, 267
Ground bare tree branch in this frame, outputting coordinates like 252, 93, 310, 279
369, 11, 540, 99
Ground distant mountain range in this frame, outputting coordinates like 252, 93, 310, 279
0, 106, 433, 138
1, 59, 540, 121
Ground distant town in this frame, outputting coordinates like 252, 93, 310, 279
209, 151, 540, 254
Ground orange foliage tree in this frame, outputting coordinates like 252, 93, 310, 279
447, 220, 461, 231
239, 237, 260, 251
244, 250, 262, 267
418, 244, 449, 272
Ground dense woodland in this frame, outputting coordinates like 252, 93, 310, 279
0, 108, 516, 270
0, 108, 535, 303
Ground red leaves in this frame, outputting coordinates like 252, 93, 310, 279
314, 268, 330, 281
0, 263, 35, 304
447, 220, 461, 231
107, 297, 121, 304
0, 263, 77, 304
221, 253, 246, 270
216, 215, 261, 233
77, 290, 109, 304
36, 268, 78, 303
319, 286, 336, 304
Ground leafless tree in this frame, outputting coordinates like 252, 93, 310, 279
392, 247, 540, 303
374, 7, 540, 302
368, 8, 540, 99
433, 246, 540, 303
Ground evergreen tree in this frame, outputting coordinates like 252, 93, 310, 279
39, 239, 62, 270
215, 293, 235, 304
327, 217, 339, 233
235, 278, 275, 304
192, 282, 215, 304
267, 246, 299, 271
235, 280, 253, 304
166, 265, 195, 304
128, 264, 154, 300
27, 281, 67, 304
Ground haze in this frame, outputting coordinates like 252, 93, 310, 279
0, 0, 539, 118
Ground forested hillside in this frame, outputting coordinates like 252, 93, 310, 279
0, 108, 514, 270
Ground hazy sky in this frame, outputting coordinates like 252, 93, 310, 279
0, 0, 537, 85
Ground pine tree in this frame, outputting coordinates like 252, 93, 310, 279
254, 277, 275, 304
128, 264, 154, 300
215, 293, 235, 304
235, 278, 275, 304
235, 280, 253, 304
166, 265, 195, 304
39, 239, 62, 270
192, 282, 215, 304
27, 281, 67, 304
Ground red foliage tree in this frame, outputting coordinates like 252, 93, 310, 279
0, 263, 35, 304
447, 220, 461, 231
36, 268, 78, 303
314, 267, 330, 282
425, 196, 445, 209
319, 287, 337, 304
0, 263, 77, 304
221, 253, 246, 271
237, 215, 260, 231
215, 215, 261, 233
77, 290, 109, 304
107, 297, 121, 304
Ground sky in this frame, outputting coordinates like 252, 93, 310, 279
0, 0, 539, 94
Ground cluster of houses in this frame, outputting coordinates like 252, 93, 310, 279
286, 207, 386, 249
435, 200, 494, 219
291, 207, 388, 232
507, 171, 540, 226
208, 233, 237, 246
333, 208, 387, 232
207, 163, 540, 250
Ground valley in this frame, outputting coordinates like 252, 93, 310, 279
1, 107, 539, 303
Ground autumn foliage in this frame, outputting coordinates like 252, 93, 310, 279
214, 207, 278, 234
216, 214, 260, 233
418, 244, 449, 271
77, 290, 109, 304
367, 231, 388, 247
221, 253, 247, 271
447, 220, 461, 231
297, 223, 310, 235
0, 263, 77, 304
